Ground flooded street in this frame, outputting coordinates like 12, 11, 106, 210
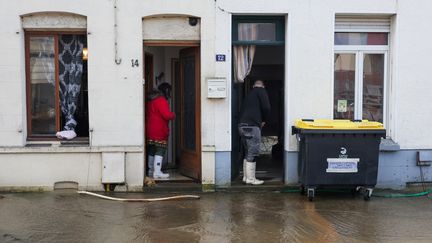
0, 191, 431, 242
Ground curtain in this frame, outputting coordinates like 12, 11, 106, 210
29, 37, 57, 134
58, 35, 84, 131
233, 45, 256, 83
233, 23, 258, 83
32, 37, 56, 86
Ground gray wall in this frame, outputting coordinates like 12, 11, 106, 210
284, 150, 432, 189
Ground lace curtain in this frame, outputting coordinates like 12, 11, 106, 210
58, 35, 84, 131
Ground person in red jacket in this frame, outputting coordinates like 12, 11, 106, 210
146, 83, 175, 179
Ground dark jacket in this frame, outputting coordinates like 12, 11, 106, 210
239, 87, 271, 127
146, 91, 175, 141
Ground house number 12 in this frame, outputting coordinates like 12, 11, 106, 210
131, 59, 139, 67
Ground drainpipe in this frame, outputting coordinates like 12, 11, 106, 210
114, 0, 121, 65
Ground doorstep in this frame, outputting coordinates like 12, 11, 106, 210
218, 181, 295, 193
143, 180, 297, 193
143, 182, 203, 193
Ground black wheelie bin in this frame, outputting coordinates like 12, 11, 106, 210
292, 119, 386, 201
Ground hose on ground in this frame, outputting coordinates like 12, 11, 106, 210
77, 191, 200, 202
372, 188, 432, 198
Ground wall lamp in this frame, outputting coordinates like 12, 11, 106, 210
82, 47, 88, 60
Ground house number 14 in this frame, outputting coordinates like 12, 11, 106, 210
131, 59, 139, 67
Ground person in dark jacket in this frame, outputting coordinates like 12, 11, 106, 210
146, 83, 175, 179
238, 80, 271, 185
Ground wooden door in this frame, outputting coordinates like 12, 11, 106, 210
144, 52, 154, 95
179, 47, 201, 180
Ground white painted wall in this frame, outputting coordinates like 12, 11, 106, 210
1, 0, 432, 189
143, 16, 200, 41
0, 153, 102, 190
0, 149, 143, 191
164, 47, 181, 164
164, 47, 181, 85
0, 0, 217, 188
389, 0, 432, 149
216, 0, 432, 151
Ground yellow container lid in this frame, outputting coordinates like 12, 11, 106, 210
294, 119, 384, 130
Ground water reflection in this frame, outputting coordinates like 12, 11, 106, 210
1, 192, 431, 242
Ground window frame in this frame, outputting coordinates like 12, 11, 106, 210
25, 30, 87, 140
232, 16, 285, 45
333, 46, 388, 125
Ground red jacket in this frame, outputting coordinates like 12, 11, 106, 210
146, 95, 175, 141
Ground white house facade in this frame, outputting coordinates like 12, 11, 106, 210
0, 0, 431, 191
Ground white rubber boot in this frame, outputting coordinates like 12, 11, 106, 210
153, 155, 169, 179
246, 162, 264, 185
242, 159, 247, 183
147, 155, 154, 177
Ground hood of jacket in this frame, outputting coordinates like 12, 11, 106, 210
147, 90, 163, 101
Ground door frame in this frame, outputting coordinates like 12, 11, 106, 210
171, 58, 180, 166
143, 51, 154, 175
231, 15, 286, 182
143, 42, 202, 181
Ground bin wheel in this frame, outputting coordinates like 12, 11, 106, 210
307, 188, 315, 201
351, 186, 361, 196
363, 188, 373, 201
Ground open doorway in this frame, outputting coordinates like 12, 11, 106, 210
143, 44, 201, 183
231, 16, 285, 184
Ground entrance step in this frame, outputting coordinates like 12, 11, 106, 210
218, 182, 287, 192
143, 182, 299, 193
144, 182, 202, 193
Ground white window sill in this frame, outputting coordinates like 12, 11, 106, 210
0, 145, 143, 154
380, 138, 400, 151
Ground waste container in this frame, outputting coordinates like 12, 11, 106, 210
292, 119, 386, 201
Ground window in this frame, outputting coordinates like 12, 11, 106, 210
232, 16, 285, 45
333, 17, 389, 123
334, 32, 388, 45
334, 51, 386, 122
26, 32, 89, 139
